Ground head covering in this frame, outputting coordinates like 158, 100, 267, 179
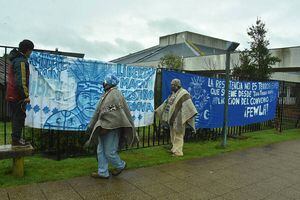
171, 79, 181, 87
103, 74, 119, 86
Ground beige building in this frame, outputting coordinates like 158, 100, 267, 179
111, 31, 300, 105
111, 31, 300, 83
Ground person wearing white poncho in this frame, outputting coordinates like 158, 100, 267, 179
156, 79, 198, 156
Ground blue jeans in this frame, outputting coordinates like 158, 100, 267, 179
97, 129, 126, 177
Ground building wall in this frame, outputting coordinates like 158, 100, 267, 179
159, 31, 231, 50
184, 47, 300, 70
183, 47, 300, 83
271, 72, 300, 83
130, 46, 300, 83
272, 47, 300, 68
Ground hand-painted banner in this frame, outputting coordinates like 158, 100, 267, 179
162, 70, 279, 128
25, 52, 156, 131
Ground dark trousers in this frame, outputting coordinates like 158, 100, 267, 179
8, 101, 26, 141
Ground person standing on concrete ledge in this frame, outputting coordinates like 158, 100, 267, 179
156, 79, 197, 157
85, 74, 138, 179
6, 40, 34, 147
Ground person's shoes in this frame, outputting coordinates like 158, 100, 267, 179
172, 152, 183, 157
20, 138, 31, 145
90, 172, 109, 179
11, 139, 30, 147
111, 163, 127, 176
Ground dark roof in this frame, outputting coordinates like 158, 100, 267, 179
111, 45, 163, 64
110, 41, 227, 64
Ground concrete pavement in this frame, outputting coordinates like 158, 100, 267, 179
1, 139, 300, 200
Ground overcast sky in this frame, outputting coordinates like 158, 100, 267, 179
1, 0, 299, 61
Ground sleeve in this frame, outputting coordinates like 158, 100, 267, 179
13, 60, 29, 99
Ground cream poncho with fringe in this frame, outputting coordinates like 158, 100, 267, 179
156, 88, 198, 132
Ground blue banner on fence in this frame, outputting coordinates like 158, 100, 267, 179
162, 70, 279, 128
25, 52, 156, 131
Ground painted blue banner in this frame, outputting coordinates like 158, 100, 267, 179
25, 52, 156, 131
162, 70, 279, 128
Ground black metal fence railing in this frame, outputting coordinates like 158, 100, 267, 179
12, 118, 274, 160
1, 45, 300, 160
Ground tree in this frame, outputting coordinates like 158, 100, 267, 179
159, 54, 183, 70
232, 18, 281, 81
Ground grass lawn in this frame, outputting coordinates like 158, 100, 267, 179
0, 128, 300, 188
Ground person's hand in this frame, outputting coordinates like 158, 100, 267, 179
20, 98, 30, 113
161, 122, 170, 130
83, 139, 90, 149
186, 124, 195, 134
24, 97, 30, 103
85, 126, 92, 135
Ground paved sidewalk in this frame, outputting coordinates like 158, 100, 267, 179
1, 140, 300, 200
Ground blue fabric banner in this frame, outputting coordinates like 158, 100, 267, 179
162, 69, 279, 128
25, 52, 156, 131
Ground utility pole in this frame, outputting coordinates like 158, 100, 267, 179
221, 42, 239, 148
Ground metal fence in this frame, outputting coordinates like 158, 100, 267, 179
1, 118, 274, 160
1, 45, 299, 160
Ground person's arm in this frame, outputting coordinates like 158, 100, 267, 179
186, 118, 195, 133
13, 60, 29, 100
155, 100, 167, 120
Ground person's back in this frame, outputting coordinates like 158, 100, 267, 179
6, 48, 30, 102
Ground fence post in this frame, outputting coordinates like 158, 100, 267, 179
56, 131, 61, 160
4, 47, 7, 144
221, 49, 230, 147
280, 81, 285, 132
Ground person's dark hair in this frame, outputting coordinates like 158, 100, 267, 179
18, 39, 34, 54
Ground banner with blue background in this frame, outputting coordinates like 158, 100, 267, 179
25, 52, 156, 131
162, 69, 279, 128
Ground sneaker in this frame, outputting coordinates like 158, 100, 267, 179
11, 139, 29, 147
20, 138, 31, 145
90, 172, 109, 179
111, 163, 127, 176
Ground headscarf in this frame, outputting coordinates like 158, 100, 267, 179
103, 74, 119, 87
